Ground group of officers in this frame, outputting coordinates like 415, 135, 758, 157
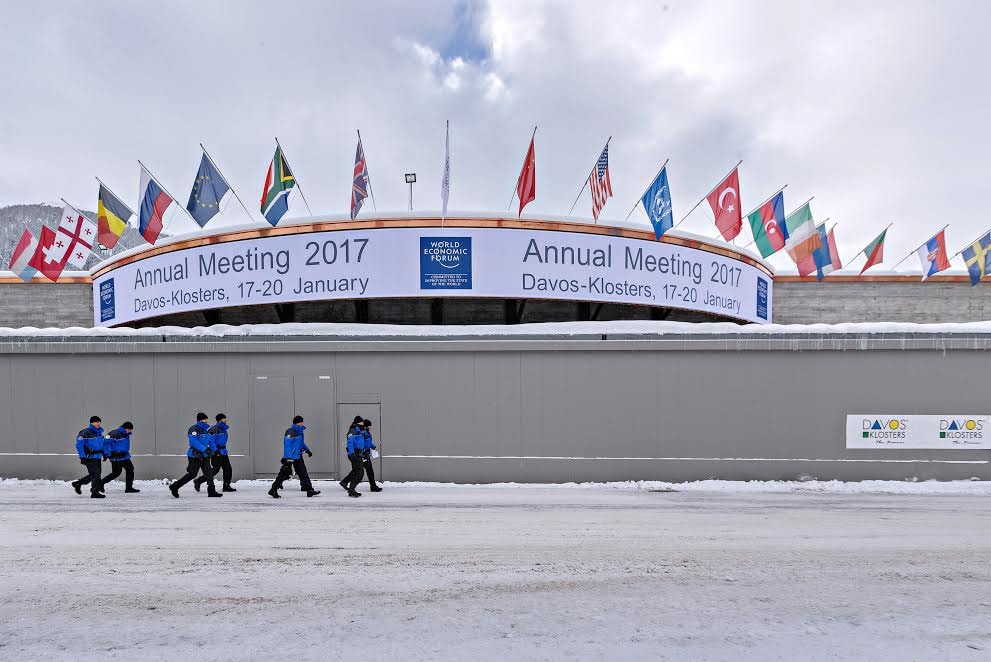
70, 412, 381, 499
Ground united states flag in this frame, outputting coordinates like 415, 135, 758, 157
350, 139, 369, 220
589, 143, 612, 221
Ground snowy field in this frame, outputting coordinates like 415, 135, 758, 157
0, 480, 989, 661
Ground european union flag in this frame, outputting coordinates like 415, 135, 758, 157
186, 153, 230, 227
641, 166, 673, 240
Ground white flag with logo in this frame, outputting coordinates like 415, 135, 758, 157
51, 202, 98, 269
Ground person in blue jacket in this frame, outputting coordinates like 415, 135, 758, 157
71, 415, 106, 498
194, 413, 235, 492
268, 415, 320, 498
360, 419, 382, 492
169, 413, 222, 498
339, 416, 365, 496
100, 422, 139, 493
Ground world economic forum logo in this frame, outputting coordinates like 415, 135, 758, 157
99, 278, 116, 323
420, 237, 472, 289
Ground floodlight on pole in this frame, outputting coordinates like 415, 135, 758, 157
405, 173, 417, 210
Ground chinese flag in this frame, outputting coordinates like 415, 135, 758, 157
516, 135, 536, 216
706, 167, 742, 241
28, 225, 68, 282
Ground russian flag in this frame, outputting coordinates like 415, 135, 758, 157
915, 229, 951, 281
8, 229, 38, 282
138, 165, 173, 244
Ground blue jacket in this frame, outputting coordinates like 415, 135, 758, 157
209, 421, 230, 456
105, 427, 132, 462
186, 421, 212, 458
346, 429, 364, 456
282, 424, 310, 460
361, 429, 377, 451
75, 425, 105, 460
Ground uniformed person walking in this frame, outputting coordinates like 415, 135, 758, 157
170, 413, 222, 498
361, 419, 382, 492
339, 416, 364, 496
268, 415, 320, 498
71, 416, 106, 498
194, 413, 235, 492
100, 422, 139, 493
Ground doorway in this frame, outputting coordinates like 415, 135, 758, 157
252, 375, 336, 477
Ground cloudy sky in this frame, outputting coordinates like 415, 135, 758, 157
1, 0, 989, 272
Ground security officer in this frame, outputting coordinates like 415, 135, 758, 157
194, 413, 235, 492
170, 413, 222, 498
339, 416, 364, 494
342, 422, 365, 498
361, 419, 382, 492
268, 415, 320, 498
100, 422, 139, 493
71, 416, 106, 498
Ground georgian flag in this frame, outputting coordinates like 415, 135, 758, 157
50, 202, 98, 269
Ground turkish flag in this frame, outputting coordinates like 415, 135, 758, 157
516, 135, 536, 217
706, 167, 742, 241
28, 225, 68, 282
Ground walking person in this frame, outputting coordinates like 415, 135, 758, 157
194, 413, 235, 492
100, 422, 139, 493
71, 416, 106, 499
170, 413, 222, 498
339, 416, 365, 497
268, 415, 320, 498
361, 419, 382, 492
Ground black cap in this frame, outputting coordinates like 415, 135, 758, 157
89, 415, 102, 424
353, 415, 364, 424
216, 413, 227, 421
293, 415, 304, 425
121, 421, 134, 430
363, 419, 372, 427
196, 412, 208, 421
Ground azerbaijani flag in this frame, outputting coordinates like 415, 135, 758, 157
260, 145, 296, 226
8, 229, 38, 282
858, 228, 888, 276
747, 190, 787, 258
97, 183, 133, 249
138, 165, 173, 244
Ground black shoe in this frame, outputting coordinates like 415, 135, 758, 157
370, 486, 383, 492
90, 492, 105, 499
169, 484, 180, 498
348, 491, 362, 498
125, 487, 140, 493
222, 485, 236, 492
268, 487, 281, 499
306, 490, 321, 497
339, 480, 349, 491
193, 479, 202, 492
71, 481, 82, 495
98, 485, 105, 493
207, 488, 222, 497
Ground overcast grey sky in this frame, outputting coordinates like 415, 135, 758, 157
1, 0, 989, 271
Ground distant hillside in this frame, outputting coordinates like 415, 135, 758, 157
0, 204, 149, 271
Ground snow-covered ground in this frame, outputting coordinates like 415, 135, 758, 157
1, 480, 989, 661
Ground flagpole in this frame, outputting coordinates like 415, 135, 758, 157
949, 225, 991, 260
737, 185, 790, 249
508, 126, 537, 212
852, 222, 895, 264
94, 177, 135, 224
623, 158, 669, 223
137, 160, 200, 230
891, 224, 950, 271
355, 130, 377, 212
671, 159, 743, 232
274, 137, 314, 216
568, 136, 611, 216
200, 143, 256, 223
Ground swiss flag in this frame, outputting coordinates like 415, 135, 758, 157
516, 134, 536, 217
28, 225, 69, 282
706, 167, 742, 241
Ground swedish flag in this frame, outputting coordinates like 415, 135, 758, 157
961, 231, 991, 286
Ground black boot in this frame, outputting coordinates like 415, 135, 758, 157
370, 485, 383, 492
307, 490, 321, 497
339, 479, 349, 491
193, 478, 203, 492
125, 486, 140, 493
268, 486, 281, 498
207, 486, 222, 497
222, 484, 236, 492
71, 481, 82, 495
90, 492, 105, 499
169, 484, 180, 498
348, 491, 362, 498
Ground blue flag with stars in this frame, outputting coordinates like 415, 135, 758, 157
186, 153, 230, 227
641, 166, 673, 240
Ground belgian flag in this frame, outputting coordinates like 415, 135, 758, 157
97, 183, 134, 249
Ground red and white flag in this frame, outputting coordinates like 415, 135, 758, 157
589, 142, 612, 221
8, 229, 39, 282
706, 167, 743, 241
28, 225, 68, 281
49, 202, 98, 269
516, 132, 536, 217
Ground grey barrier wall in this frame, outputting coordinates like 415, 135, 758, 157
0, 331, 988, 482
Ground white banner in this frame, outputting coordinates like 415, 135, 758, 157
93, 226, 773, 326
846, 414, 991, 449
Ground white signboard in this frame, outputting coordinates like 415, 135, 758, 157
93, 226, 773, 326
846, 414, 991, 449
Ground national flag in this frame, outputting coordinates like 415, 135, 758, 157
816, 227, 842, 281
516, 133, 536, 217
97, 184, 133, 249
783, 202, 821, 264
858, 228, 888, 275
797, 223, 833, 278
260, 145, 296, 226
138, 165, 174, 244
984, 251, 991, 281
186, 153, 230, 227
350, 138, 369, 220
441, 121, 451, 221
28, 226, 68, 281
589, 143, 612, 221
49, 202, 98, 269
960, 231, 991, 286
915, 229, 951, 281
706, 167, 742, 241
8, 229, 38, 282
747, 191, 788, 258
641, 166, 673, 240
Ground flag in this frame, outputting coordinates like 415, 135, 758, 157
516, 133, 536, 217
97, 184, 133, 249
28, 226, 68, 281
260, 145, 296, 226
641, 166, 673, 240
985, 251, 991, 281
350, 138, 369, 220
589, 143, 612, 221
706, 167, 742, 241
8, 229, 38, 282
816, 227, 842, 281
960, 231, 991, 286
747, 191, 788, 258
186, 153, 230, 227
797, 224, 832, 278
49, 202, 98, 269
138, 165, 174, 244
441, 121, 451, 221
915, 229, 951, 281
858, 228, 888, 275
783, 202, 821, 264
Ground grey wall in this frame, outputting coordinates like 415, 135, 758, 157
0, 333, 988, 483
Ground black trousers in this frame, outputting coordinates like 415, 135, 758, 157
273, 458, 313, 492
75, 459, 103, 495
345, 453, 365, 491
362, 456, 378, 487
172, 456, 214, 490
101, 460, 135, 488
195, 454, 233, 487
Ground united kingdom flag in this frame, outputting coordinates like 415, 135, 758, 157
588, 142, 612, 221
350, 138, 370, 220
